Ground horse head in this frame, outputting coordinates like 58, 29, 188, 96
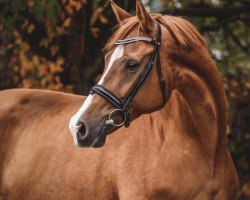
69, 0, 175, 148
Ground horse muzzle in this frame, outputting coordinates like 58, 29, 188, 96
79, 121, 111, 148
69, 101, 127, 148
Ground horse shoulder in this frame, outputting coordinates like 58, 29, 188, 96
0, 89, 89, 199
0, 88, 85, 158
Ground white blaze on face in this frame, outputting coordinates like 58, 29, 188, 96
69, 45, 124, 146
98, 45, 124, 84
69, 94, 94, 145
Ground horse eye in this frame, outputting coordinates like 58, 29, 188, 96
125, 60, 139, 71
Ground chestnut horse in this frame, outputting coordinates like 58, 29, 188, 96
0, 1, 238, 199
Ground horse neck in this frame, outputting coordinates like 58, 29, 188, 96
158, 44, 228, 160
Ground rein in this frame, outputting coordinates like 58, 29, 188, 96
90, 22, 166, 127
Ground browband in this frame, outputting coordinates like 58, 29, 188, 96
115, 37, 160, 46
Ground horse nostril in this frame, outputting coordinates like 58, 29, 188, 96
76, 122, 87, 140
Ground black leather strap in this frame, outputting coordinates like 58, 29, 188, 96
116, 37, 160, 46
122, 23, 164, 109
90, 85, 123, 108
123, 61, 154, 110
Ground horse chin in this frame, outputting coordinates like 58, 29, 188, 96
76, 123, 110, 148
91, 125, 110, 148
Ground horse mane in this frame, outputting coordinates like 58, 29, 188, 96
105, 15, 206, 51
105, 14, 228, 138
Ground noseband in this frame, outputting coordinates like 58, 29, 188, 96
90, 23, 166, 127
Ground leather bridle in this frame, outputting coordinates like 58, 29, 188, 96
89, 22, 166, 128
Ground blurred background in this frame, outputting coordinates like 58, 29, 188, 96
0, 0, 249, 199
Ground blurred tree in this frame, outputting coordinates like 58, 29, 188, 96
0, 0, 137, 93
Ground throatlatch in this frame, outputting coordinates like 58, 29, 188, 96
89, 22, 166, 128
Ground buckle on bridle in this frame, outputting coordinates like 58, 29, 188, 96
160, 77, 166, 88
105, 109, 128, 127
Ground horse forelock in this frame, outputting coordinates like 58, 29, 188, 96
105, 15, 206, 51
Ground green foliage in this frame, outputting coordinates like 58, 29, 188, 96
12, 0, 27, 12
45, 0, 61, 19
0, 0, 62, 23
0, 0, 79, 92
30, 1, 46, 20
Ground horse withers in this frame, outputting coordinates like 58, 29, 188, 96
0, 0, 238, 199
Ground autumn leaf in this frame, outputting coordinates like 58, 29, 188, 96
90, 28, 100, 38
22, 79, 33, 88
50, 63, 62, 74
21, 20, 29, 29
99, 14, 108, 24
32, 55, 40, 66
7, 43, 14, 49
50, 45, 59, 56
20, 42, 30, 52
56, 57, 65, 66
27, 0, 34, 8
39, 64, 48, 77
242, 183, 250, 198
40, 38, 50, 49
246, 81, 250, 89
65, 4, 73, 15
90, 7, 103, 26
63, 18, 71, 27
60, 12, 66, 20
61, 0, 67, 5
27, 24, 35, 34
81, 0, 87, 5
13, 75, 20, 84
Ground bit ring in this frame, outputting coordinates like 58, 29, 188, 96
106, 109, 127, 127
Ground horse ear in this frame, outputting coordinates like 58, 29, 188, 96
136, 0, 154, 31
110, 0, 131, 23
